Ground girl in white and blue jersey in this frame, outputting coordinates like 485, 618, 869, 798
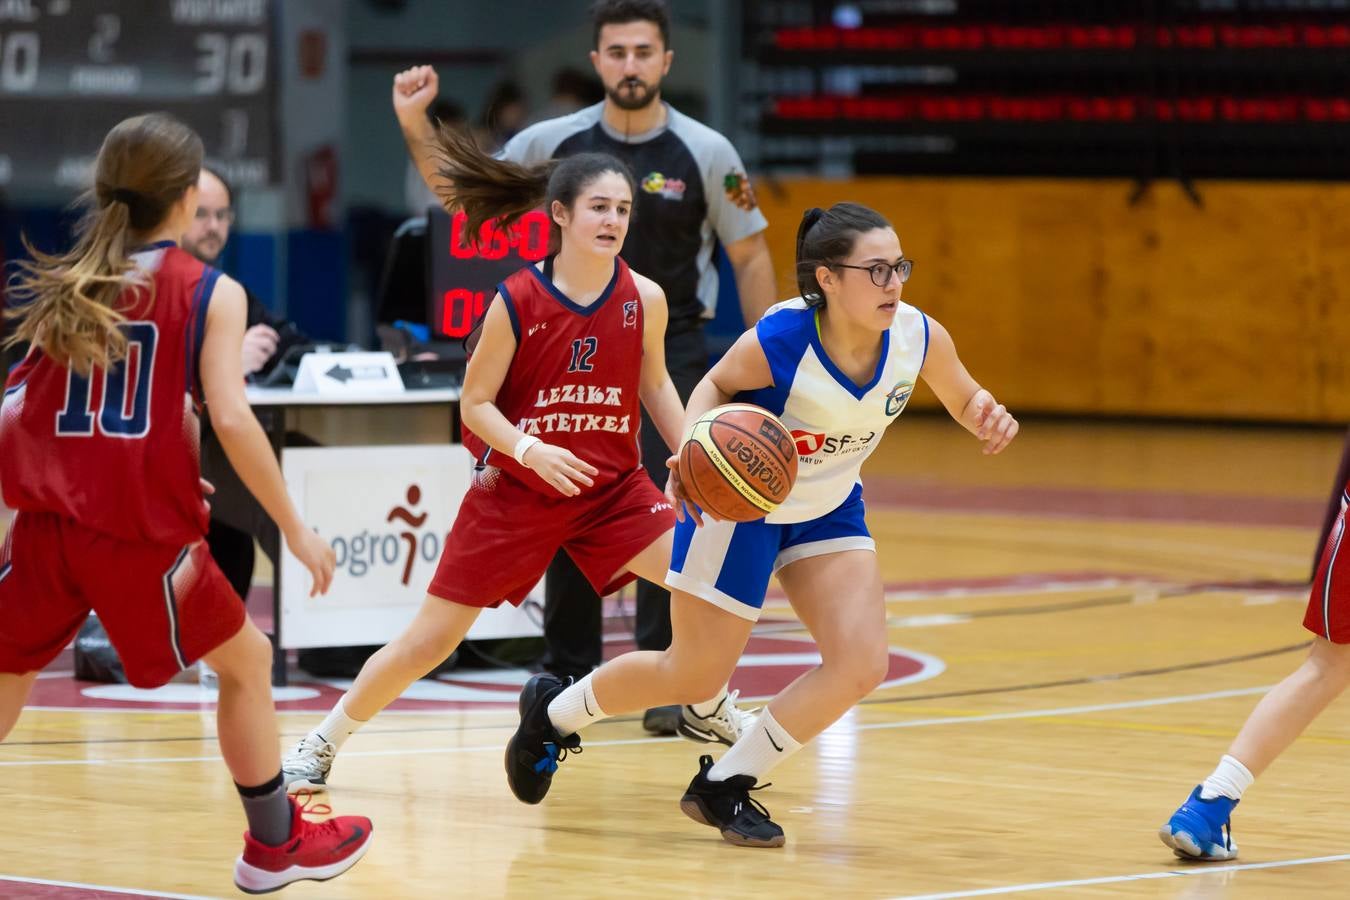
507, 202, 1018, 846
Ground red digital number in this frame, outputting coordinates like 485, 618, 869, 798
440, 288, 489, 337
512, 211, 550, 260
448, 210, 551, 261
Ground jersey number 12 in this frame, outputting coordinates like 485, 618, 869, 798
567, 337, 597, 373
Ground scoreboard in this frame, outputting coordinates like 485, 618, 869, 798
0, 0, 276, 191
744, 0, 1350, 178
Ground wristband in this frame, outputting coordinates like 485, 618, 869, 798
513, 435, 541, 467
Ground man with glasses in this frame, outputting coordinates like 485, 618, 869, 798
182, 168, 303, 379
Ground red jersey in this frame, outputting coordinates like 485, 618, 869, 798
463, 256, 647, 495
0, 242, 216, 545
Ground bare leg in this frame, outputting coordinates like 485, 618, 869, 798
589, 590, 753, 714
203, 620, 283, 787
340, 594, 482, 721
766, 550, 888, 742
581, 534, 751, 713
0, 672, 39, 741
1227, 636, 1350, 775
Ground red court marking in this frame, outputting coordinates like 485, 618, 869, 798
0, 877, 211, 900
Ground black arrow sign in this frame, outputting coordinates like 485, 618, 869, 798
324, 364, 390, 384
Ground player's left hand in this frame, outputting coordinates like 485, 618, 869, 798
665, 455, 706, 527
199, 477, 215, 512
971, 390, 1019, 455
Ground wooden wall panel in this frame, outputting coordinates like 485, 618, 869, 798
752, 178, 1350, 423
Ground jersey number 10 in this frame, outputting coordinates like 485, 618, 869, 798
55, 322, 159, 438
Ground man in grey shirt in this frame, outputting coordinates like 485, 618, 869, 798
394, 0, 775, 742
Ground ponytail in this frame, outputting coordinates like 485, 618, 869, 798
431, 124, 636, 256
431, 124, 555, 238
5, 197, 147, 374
794, 207, 827, 306
4, 113, 201, 374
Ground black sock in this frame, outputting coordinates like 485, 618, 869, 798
235, 771, 291, 847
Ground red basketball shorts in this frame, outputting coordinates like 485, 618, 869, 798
1305, 488, 1350, 644
0, 511, 245, 687
429, 465, 676, 608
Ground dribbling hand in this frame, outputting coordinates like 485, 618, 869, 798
392, 65, 439, 128
288, 527, 337, 597
522, 442, 598, 497
970, 390, 1019, 455
665, 455, 706, 527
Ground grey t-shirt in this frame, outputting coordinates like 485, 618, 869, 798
499, 102, 767, 328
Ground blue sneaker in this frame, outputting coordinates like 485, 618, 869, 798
1159, 786, 1239, 860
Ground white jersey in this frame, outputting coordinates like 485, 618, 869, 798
739, 298, 929, 524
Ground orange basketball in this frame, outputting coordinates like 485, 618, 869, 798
677, 404, 798, 522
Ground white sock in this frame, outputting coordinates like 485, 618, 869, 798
315, 696, 367, 751
547, 672, 610, 736
1200, 754, 1254, 801
688, 684, 729, 718
708, 707, 802, 783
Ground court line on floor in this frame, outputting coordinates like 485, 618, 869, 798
9, 640, 1304, 746
0, 684, 1273, 768
857, 639, 1307, 708
0, 873, 222, 899
888, 852, 1350, 899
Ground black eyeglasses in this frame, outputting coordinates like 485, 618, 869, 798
834, 259, 913, 287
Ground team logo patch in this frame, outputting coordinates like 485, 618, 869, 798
623, 300, 638, 328
641, 171, 686, 200
723, 171, 758, 211
885, 380, 914, 416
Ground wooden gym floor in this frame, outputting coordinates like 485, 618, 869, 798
1, 414, 1347, 899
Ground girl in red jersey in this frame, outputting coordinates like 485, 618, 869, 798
0, 114, 371, 892
281, 122, 688, 790
1160, 479, 1350, 860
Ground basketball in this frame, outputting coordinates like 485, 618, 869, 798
677, 404, 799, 522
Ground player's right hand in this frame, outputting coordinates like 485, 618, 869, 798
392, 65, 439, 127
523, 442, 598, 497
289, 528, 337, 597
665, 455, 706, 527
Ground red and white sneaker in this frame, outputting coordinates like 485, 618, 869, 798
233, 791, 373, 894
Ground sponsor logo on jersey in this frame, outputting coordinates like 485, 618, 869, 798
885, 380, 914, 416
623, 300, 638, 328
790, 429, 880, 465
641, 171, 687, 200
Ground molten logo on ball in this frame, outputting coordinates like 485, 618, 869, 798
724, 436, 788, 498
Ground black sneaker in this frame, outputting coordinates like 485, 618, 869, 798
679, 754, 785, 848
505, 672, 582, 804
643, 704, 681, 736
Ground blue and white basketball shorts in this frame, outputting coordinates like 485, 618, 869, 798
666, 483, 874, 622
